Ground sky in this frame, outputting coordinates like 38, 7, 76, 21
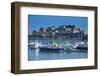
28, 15, 88, 35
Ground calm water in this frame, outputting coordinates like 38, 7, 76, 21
28, 38, 88, 61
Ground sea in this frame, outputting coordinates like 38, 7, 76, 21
28, 38, 88, 61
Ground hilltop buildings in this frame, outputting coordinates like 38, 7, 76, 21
30, 25, 87, 40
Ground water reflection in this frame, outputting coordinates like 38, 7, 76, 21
28, 47, 88, 61
35, 48, 39, 60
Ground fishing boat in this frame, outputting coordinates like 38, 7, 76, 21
39, 42, 64, 52
39, 29, 64, 52
39, 47, 64, 52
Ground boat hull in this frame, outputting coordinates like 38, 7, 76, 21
76, 47, 88, 50
39, 47, 64, 52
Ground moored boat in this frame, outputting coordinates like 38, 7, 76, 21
64, 41, 88, 52
39, 46, 64, 52
28, 40, 42, 49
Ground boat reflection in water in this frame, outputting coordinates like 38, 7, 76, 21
28, 39, 88, 61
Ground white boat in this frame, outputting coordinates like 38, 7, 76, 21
28, 40, 42, 49
28, 42, 35, 46
63, 41, 88, 52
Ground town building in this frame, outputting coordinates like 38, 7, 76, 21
31, 25, 87, 40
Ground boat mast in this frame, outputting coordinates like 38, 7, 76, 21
51, 26, 56, 48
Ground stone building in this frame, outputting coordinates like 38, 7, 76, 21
31, 25, 87, 40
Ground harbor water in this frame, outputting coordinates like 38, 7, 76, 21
28, 38, 88, 61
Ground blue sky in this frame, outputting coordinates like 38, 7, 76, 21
28, 15, 88, 35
